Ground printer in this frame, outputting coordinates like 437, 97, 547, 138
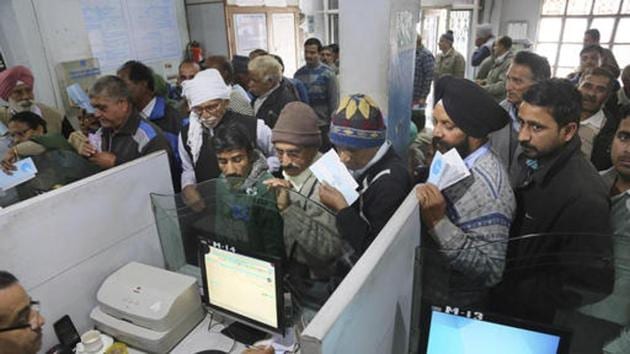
90, 262, 204, 353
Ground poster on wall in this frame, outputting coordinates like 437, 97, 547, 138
81, 0, 182, 72
234, 13, 268, 56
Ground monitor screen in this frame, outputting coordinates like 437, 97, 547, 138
426, 309, 568, 354
200, 241, 283, 333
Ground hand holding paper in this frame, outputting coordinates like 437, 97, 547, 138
427, 148, 471, 190
309, 149, 359, 206
0, 157, 38, 191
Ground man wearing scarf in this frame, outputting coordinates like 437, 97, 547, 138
178, 69, 276, 207
0, 66, 72, 137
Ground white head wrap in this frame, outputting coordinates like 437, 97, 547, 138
182, 69, 231, 164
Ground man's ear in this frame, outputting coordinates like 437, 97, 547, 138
561, 121, 578, 142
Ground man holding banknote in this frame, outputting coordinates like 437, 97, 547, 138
416, 76, 515, 308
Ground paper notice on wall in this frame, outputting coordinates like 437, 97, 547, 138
309, 149, 359, 205
427, 148, 470, 190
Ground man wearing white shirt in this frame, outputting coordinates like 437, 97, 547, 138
577, 67, 617, 170
178, 69, 277, 209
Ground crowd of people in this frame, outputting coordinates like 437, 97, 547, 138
1, 24, 630, 353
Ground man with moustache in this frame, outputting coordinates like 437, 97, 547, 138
493, 79, 612, 325
178, 69, 276, 209
0, 271, 46, 354
577, 67, 618, 170
415, 76, 515, 307
489, 51, 551, 183
0, 66, 72, 137
264, 102, 342, 311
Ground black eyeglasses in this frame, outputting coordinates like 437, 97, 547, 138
0, 300, 40, 333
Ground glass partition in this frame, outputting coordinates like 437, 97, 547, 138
414, 233, 630, 354
151, 177, 345, 323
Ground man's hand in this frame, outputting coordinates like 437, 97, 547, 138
412, 98, 426, 106
79, 142, 98, 157
242, 346, 274, 354
319, 183, 348, 212
263, 178, 292, 211
1, 149, 18, 175
415, 183, 446, 229
89, 152, 117, 169
182, 184, 205, 212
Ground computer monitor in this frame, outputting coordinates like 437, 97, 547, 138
199, 238, 284, 336
422, 306, 570, 354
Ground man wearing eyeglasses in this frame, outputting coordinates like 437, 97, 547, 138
489, 51, 551, 185
0, 271, 45, 354
178, 69, 276, 211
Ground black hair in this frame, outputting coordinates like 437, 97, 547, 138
304, 38, 323, 51
271, 54, 284, 71
580, 67, 616, 91
212, 125, 254, 154
512, 51, 551, 82
117, 60, 155, 92
580, 44, 603, 57
585, 28, 601, 42
329, 43, 339, 54
523, 78, 582, 127
619, 105, 630, 122
0, 271, 18, 290
497, 36, 512, 50
205, 55, 234, 84
10, 111, 47, 134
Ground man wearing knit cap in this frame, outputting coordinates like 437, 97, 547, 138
178, 68, 276, 208
264, 102, 343, 310
435, 31, 466, 79
319, 94, 411, 259
0, 65, 69, 137
416, 76, 515, 307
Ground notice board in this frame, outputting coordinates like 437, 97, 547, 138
81, 0, 182, 71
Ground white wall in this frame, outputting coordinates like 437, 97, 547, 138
0, 0, 190, 109
498, 0, 542, 42
299, 0, 326, 43
0, 152, 173, 352
301, 191, 421, 354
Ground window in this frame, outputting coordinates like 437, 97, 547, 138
536, 0, 630, 77
324, 0, 339, 44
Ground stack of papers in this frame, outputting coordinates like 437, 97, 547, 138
427, 148, 470, 190
309, 149, 359, 205
0, 158, 38, 191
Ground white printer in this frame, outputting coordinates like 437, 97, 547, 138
90, 262, 205, 353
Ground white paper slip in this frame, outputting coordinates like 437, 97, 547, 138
88, 133, 102, 152
0, 157, 38, 191
427, 148, 470, 190
309, 149, 360, 205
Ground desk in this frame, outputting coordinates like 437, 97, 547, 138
170, 314, 248, 354
114, 315, 247, 354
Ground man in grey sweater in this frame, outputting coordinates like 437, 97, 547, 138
417, 76, 516, 307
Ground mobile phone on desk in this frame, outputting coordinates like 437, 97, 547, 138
53, 315, 81, 353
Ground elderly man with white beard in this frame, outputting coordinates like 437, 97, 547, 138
0, 66, 71, 137
178, 68, 277, 209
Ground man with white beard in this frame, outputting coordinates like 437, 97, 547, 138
0, 66, 70, 136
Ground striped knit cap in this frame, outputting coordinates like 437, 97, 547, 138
329, 94, 386, 148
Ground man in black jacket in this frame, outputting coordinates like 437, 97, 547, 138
319, 94, 411, 259
248, 55, 298, 128
491, 79, 613, 328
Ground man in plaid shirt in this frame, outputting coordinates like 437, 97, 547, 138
413, 35, 435, 106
